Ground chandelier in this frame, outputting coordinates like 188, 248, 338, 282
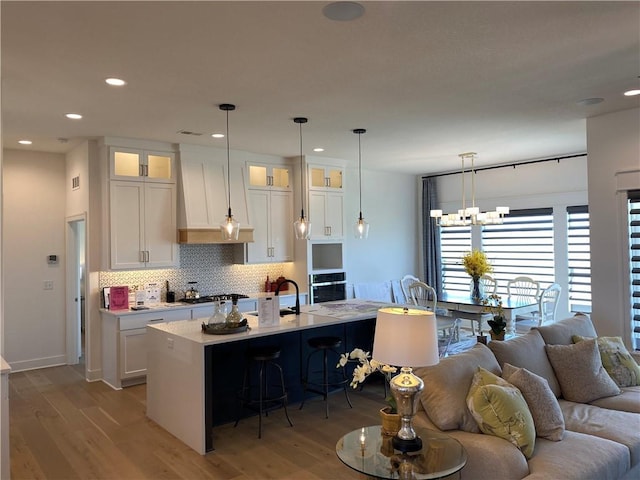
430, 152, 509, 227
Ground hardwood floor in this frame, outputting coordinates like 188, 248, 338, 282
9, 365, 385, 479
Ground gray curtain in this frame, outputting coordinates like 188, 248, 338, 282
422, 177, 443, 297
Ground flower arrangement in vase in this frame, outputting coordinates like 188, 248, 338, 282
482, 293, 507, 340
462, 249, 493, 300
337, 348, 400, 434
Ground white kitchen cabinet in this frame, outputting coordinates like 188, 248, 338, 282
119, 328, 147, 379
309, 189, 344, 240
101, 307, 192, 389
308, 164, 343, 191
110, 181, 178, 269
235, 189, 293, 263
110, 147, 174, 182
248, 162, 291, 190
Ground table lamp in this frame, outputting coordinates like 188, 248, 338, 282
373, 307, 439, 453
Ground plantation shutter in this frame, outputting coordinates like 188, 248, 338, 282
440, 226, 472, 294
629, 190, 640, 350
482, 208, 555, 296
567, 205, 591, 313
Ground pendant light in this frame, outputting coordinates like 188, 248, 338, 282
429, 152, 509, 227
219, 103, 240, 240
293, 117, 311, 240
353, 128, 369, 239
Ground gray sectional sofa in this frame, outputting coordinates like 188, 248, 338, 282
413, 314, 640, 480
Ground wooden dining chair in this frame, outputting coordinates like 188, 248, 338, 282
400, 274, 420, 304
408, 281, 459, 347
507, 276, 540, 301
537, 283, 562, 326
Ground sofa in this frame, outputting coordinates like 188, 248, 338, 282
413, 313, 640, 480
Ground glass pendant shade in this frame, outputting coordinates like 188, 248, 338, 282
354, 214, 369, 239
294, 214, 311, 240
220, 208, 240, 241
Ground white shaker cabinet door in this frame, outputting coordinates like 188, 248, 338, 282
119, 328, 148, 379
270, 190, 293, 261
144, 183, 178, 267
110, 181, 145, 269
246, 190, 271, 263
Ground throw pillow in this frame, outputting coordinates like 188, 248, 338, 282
534, 312, 596, 345
502, 363, 565, 441
545, 339, 621, 403
466, 367, 536, 458
572, 335, 640, 387
415, 343, 501, 433
488, 329, 562, 397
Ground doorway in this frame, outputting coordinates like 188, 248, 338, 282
66, 214, 87, 369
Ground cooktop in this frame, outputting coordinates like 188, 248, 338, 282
180, 293, 249, 304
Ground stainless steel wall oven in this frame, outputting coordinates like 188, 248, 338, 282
309, 272, 347, 304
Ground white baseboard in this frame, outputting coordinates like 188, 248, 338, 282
8, 355, 67, 373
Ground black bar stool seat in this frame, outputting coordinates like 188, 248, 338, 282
300, 335, 353, 419
235, 345, 293, 438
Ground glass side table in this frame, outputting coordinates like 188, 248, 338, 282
336, 425, 467, 480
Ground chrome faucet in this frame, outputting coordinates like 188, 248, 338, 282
274, 279, 300, 315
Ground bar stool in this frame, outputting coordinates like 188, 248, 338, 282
235, 345, 293, 438
300, 335, 353, 419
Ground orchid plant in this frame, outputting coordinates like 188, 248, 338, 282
337, 348, 398, 413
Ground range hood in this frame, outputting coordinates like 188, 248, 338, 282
177, 144, 254, 244
178, 227, 254, 244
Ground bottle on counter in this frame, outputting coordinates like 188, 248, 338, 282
207, 300, 227, 326
226, 297, 243, 326
265, 275, 271, 292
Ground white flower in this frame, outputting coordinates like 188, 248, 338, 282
349, 348, 369, 361
337, 353, 349, 368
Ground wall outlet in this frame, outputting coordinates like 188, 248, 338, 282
43, 280, 54, 290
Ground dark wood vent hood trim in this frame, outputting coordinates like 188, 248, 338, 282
178, 228, 254, 244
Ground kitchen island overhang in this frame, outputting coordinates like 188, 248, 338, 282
146, 300, 391, 454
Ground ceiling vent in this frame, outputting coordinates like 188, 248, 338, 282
177, 130, 203, 136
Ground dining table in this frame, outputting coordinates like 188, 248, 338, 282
438, 291, 539, 336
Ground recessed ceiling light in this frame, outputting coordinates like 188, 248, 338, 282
577, 97, 604, 106
211, 133, 225, 138
65, 113, 83, 120
105, 77, 127, 86
18, 140, 32, 145
624, 89, 640, 96
323, 2, 365, 21
313, 147, 325, 152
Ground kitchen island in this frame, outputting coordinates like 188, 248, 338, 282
146, 299, 391, 454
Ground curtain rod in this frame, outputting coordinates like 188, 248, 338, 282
421, 153, 587, 179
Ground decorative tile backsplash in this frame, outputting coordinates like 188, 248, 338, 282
99, 244, 287, 300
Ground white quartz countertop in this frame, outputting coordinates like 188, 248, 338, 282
100, 291, 304, 316
147, 299, 391, 346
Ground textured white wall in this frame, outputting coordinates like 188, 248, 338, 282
3, 149, 67, 370
344, 165, 419, 287
587, 107, 640, 343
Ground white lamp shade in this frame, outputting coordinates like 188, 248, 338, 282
372, 307, 439, 368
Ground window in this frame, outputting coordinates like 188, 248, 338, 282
567, 205, 591, 313
440, 225, 472, 294
481, 208, 555, 296
629, 191, 640, 350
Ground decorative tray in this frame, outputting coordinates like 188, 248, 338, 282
201, 319, 249, 335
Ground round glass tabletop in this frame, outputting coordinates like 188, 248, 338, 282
336, 425, 467, 479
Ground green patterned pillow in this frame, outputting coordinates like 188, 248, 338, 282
466, 367, 536, 458
572, 335, 640, 387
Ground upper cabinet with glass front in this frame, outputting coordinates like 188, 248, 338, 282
308, 164, 343, 191
110, 147, 174, 183
247, 162, 292, 191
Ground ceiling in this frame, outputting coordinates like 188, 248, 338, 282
2, 1, 639, 175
